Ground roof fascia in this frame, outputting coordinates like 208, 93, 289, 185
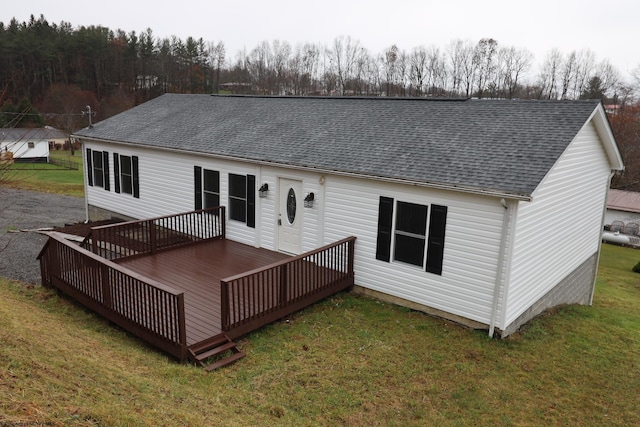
587, 103, 624, 171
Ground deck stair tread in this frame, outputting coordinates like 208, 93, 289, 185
204, 352, 246, 372
188, 334, 246, 371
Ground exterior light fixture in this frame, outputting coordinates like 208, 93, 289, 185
258, 183, 269, 198
304, 192, 315, 208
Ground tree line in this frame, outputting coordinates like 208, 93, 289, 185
2, 15, 634, 110
1, 14, 640, 190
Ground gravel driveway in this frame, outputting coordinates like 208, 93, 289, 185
0, 188, 85, 284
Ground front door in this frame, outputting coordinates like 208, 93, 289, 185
278, 178, 302, 254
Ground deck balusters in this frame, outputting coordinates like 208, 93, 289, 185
38, 232, 188, 361
220, 236, 356, 336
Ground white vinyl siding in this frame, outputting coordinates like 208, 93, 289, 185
503, 121, 611, 327
85, 144, 258, 245
84, 143, 325, 250
323, 176, 505, 324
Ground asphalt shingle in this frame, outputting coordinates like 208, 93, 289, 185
74, 94, 602, 198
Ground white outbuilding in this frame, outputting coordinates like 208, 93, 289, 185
0, 127, 65, 162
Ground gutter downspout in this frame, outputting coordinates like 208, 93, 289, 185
81, 141, 90, 223
590, 170, 616, 305
489, 198, 513, 337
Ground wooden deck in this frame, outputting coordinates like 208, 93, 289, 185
39, 208, 355, 367
116, 239, 290, 346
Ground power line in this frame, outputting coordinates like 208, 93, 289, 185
0, 111, 89, 117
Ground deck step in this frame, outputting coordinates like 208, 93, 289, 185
189, 334, 231, 354
204, 351, 246, 372
188, 334, 246, 371
194, 341, 238, 361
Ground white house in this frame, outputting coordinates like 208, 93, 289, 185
605, 189, 640, 229
0, 127, 65, 162
73, 94, 623, 337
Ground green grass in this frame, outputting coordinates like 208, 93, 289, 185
1, 150, 84, 197
1, 243, 639, 426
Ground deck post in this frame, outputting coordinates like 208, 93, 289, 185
177, 293, 187, 361
348, 238, 355, 278
91, 229, 98, 255
279, 264, 288, 305
220, 280, 229, 331
221, 206, 226, 239
149, 220, 156, 254
49, 239, 60, 282
101, 262, 112, 308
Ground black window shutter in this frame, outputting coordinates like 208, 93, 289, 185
375, 196, 394, 262
426, 205, 448, 275
86, 148, 93, 186
113, 153, 121, 193
194, 166, 202, 210
103, 151, 110, 191
246, 174, 256, 228
132, 156, 139, 198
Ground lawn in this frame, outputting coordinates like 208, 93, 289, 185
1, 150, 84, 197
0, 243, 638, 426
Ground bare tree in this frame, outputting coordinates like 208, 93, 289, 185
426, 46, 447, 96
353, 48, 372, 95
208, 41, 225, 94
364, 55, 382, 95
447, 39, 472, 95
610, 103, 640, 190
271, 40, 291, 95
594, 59, 620, 99
497, 46, 533, 98
572, 49, 596, 99
289, 43, 320, 95
453, 40, 477, 97
631, 64, 640, 99
380, 45, 399, 96
409, 46, 428, 96
537, 49, 563, 99
560, 51, 577, 99
247, 41, 272, 94
395, 49, 409, 96
328, 36, 365, 95
474, 38, 498, 98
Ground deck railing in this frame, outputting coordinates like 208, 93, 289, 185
39, 232, 188, 360
221, 236, 356, 338
82, 206, 225, 260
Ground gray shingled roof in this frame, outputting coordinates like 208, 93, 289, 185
74, 94, 603, 198
1, 127, 66, 141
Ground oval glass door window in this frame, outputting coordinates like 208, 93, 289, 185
286, 188, 297, 224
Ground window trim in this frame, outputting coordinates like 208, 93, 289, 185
194, 166, 220, 212
114, 153, 139, 198
228, 173, 255, 228
92, 150, 104, 188
203, 168, 220, 210
375, 197, 447, 275
393, 201, 428, 267
87, 148, 110, 191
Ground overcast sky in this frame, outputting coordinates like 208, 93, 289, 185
6, 0, 640, 79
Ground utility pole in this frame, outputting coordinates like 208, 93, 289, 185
82, 105, 93, 128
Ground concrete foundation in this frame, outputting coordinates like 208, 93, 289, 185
498, 251, 599, 337
88, 204, 137, 222
354, 250, 599, 338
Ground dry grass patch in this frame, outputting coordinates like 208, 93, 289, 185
1, 243, 639, 426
